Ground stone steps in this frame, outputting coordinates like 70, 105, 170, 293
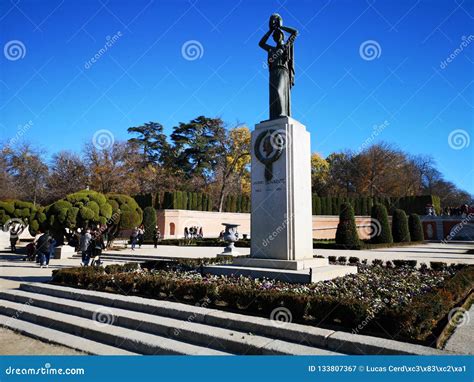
0, 314, 136, 355
0, 283, 346, 355
2, 282, 446, 355
0, 298, 229, 355
0, 288, 336, 355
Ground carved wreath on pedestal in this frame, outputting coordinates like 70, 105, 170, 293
254, 129, 286, 181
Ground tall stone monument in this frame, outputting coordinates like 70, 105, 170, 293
206, 14, 357, 282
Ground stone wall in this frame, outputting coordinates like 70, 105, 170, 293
156, 209, 373, 240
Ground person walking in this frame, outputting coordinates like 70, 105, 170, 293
131, 227, 138, 251
79, 229, 92, 266
9, 225, 21, 253
36, 230, 51, 268
138, 225, 144, 248
153, 226, 160, 248
90, 229, 105, 267
44, 237, 56, 267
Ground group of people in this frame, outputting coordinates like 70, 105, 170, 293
6, 221, 163, 268
184, 226, 203, 240
130, 225, 161, 250
23, 229, 57, 268
77, 226, 105, 267
442, 204, 473, 217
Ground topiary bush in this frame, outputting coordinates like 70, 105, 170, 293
370, 203, 393, 244
392, 209, 411, 243
0, 200, 47, 235
142, 206, 157, 241
106, 193, 143, 245
409, 213, 424, 242
335, 203, 360, 247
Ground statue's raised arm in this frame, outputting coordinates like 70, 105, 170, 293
260, 14, 298, 120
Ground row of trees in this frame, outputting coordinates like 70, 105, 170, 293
1, 116, 471, 210
336, 202, 425, 247
311, 144, 471, 207
0, 190, 143, 246
312, 194, 440, 216
0, 116, 251, 211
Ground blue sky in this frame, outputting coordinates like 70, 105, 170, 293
0, 0, 473, 193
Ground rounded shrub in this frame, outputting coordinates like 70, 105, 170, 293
142, 206, 157, 241
409, 213, 424, 242
0, 200, 45, 235
106, 193, 143, 230
392, 208, 411, 243
335, 203, 360, 247
370, 203, 393, 244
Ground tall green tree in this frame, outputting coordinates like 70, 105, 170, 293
127, 122, 169, 166
170, 116, 226, 181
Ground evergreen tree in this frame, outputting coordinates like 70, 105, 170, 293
370, 203, 393, 244
409, 213, 424, 241
142, 206, 157, 241
392, 209, 411, 242
335, 203, 360, 247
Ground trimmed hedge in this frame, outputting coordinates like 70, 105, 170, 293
392, 209, 411, 243
312, 194, 441, 216
142, 207, 157, 241
409, 213, 424, 242
335, 203, 360, 247
370, 203, 393, 244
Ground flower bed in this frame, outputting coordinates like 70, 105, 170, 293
51, 262, 473, 346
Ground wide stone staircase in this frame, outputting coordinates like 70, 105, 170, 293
0, 283, 444, 355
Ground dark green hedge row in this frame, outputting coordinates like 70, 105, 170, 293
223, 194, 250, 213
134, 192, 250, 213
312, 194, 440, 216
51, 265, 473, 344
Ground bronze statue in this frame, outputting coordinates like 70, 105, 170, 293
259, 14, 298, 120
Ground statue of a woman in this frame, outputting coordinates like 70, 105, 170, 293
259, 14, 298, 120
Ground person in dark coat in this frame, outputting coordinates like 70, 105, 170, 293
153, 226, 160, 248
36, 230, 51, 268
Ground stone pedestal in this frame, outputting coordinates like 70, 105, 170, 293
54, 245, 76, 259
204, 116, 357, 283
249, 116, 313, 264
